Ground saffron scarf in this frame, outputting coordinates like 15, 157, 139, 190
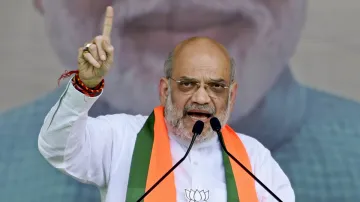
125, 106, 258, 202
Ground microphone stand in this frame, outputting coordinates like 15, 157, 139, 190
215, 130, 283, 202
136, 132, 200, 202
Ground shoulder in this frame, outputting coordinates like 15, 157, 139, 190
235, 132, 270, 159
0, 86, 66, 136
272, 89, 360, 200
234, 132, 287, 178
0, 87, 100, 201
234, 132, 274, 173
295, 89, 360, 163
306, 88, 360, 126
286, 88, 360, 169
234, 133, 295, 200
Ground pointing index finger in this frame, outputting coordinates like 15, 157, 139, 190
102, 6, 114, 39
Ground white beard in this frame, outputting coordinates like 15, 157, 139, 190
163, 86, 231, 143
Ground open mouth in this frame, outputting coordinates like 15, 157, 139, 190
187, 111, 213, 120
124, 11, 242, 32
115, 7, 255, 76
120, 9, 253, 52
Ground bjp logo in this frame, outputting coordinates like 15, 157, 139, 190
185, 189, 210, 202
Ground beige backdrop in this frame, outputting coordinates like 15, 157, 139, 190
0, 0, 359, 112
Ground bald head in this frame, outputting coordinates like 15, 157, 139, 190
174, 37, 230, 58
164, 37, 235, 82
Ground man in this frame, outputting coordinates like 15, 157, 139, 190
0, 0, 359, 201
38, 8, 294, 202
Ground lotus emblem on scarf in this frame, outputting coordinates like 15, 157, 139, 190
185, 189, 209, 202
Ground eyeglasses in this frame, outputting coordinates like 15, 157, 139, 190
168, 77, 231, 97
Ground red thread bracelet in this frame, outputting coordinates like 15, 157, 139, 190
58, 70, 104, 97
72, 74, 104, 97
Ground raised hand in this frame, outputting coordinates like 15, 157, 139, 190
77, 6, 114, 88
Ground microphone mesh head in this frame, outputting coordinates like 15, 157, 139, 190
192, 120, 204, 134
210, 117, 222, 131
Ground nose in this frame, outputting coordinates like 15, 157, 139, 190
191, 86, 211, 105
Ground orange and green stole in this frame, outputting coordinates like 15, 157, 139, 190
125, 106, 258, 202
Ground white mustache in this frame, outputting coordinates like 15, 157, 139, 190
184, 105, 215, 115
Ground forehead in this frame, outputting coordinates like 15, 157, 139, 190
172, 40, 231, 80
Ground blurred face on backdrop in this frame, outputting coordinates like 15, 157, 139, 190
35, 0, 307, 122
160, 37, 237, 142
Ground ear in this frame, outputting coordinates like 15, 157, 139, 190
229, 82, 238, 112
159, 77, 169, 106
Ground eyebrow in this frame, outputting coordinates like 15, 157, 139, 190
178, 76, 227, 83
209, 78, 226, 83
178, 76, 195, 80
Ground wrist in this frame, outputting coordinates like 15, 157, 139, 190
72, 74, 104, 97
80, 78, 103, 88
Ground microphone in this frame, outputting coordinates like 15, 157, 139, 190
136, 120, 205, 202
210, 117, 283, 202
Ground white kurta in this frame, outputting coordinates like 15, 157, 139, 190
38, 81, 295, 202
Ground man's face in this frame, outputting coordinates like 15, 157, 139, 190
38, 0, 306, 122
160, 39, 237, 142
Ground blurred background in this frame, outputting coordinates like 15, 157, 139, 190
1, 0, 360, 202
0, 0, 359, 111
